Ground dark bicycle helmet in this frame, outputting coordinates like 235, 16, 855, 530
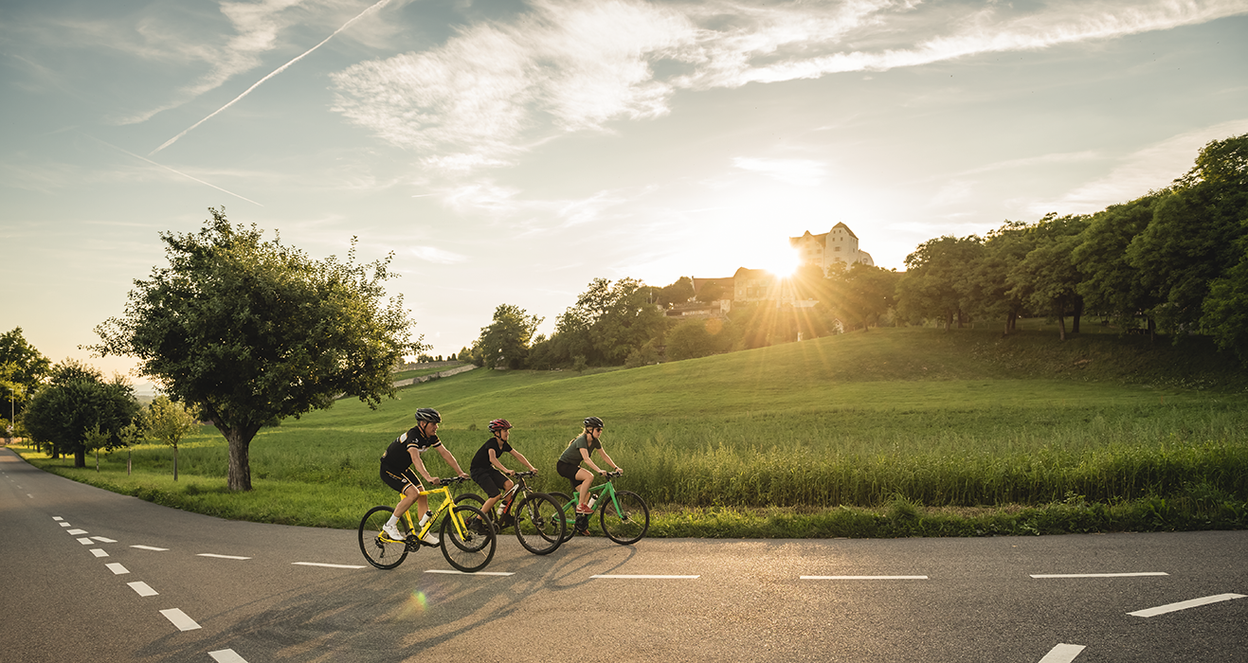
488, 418, 512, 433
415, 408, 442, 423
583, 416, 604, 429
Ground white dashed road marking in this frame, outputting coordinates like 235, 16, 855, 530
197, 553, 252, 560
1031, 572, 1168, 578
76, 538, 94, 545
590, 574, 700, 579
801, 575, 929, 580
90, 549, 109, 558
1038, 643, 1086, 663
131, 545, 169, 551
105, 563, 130, 575
128, 581, 158, 597
91, 536, 117, 543
67, 529, 88, 535
424, 570, 515, 576
209, 649, 249, 663
1128, 593, 1247, 618
159, 608, 201, 631
293, 562, 367, 569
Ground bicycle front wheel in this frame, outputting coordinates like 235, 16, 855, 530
600, 490, 650, 545
514, 492, 566, 555
359, 506, 409, 569
440, 504, 496, 572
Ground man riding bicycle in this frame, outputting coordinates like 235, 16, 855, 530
379, 408, 469, 545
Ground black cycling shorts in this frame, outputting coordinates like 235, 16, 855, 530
380, 463, 423, 495
471, 467, 508, 498
557, 460, 585, 490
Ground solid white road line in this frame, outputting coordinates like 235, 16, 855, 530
128, 581, 158, 597
105, 563, 130, 575
209, 650, 249, 663
801, 575, 929, 580
90, 549, 109, 558
424, 570, 515, 576
1129, 593, 1248, 618
197, 553, 252, 560
590, 574, 700, 579
1038, 643, 1086, 663
159, 608, 201, 631
131, 545, 169, 551
292, 562, 367, 569
1031, 573, 1168, 578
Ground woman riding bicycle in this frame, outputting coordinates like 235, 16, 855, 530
379, 408, 469, 545
469, 418, 537, 529
556, 416, 622, 535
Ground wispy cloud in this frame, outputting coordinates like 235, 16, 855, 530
410, 246, 469, 264
733, 157, 827, 186
151, 0, 395, 153
329, 0, 1248, 173
1034, 118, 1248, 214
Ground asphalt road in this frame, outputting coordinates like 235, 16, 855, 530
3, 447, 1246, 663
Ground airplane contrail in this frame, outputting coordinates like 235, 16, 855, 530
150, 0, 394, 156
85, 133, 264, 207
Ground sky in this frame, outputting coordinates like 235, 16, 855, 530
3, 0, 1247, 392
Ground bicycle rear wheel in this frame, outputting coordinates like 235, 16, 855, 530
513, 493, 566, 555
358, 506, 409, 569
440, 504, 496, 572
600, 490, 649, 545
547, 491, 576, 542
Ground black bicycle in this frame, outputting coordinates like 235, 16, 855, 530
457, 471, 567, 555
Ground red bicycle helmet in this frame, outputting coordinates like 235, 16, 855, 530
488, 418, 512, 433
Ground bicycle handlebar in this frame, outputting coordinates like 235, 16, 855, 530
513, 470, 537, 478
436, 476, 467, 485
602, 470, 623, 479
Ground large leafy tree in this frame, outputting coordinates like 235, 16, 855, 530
896, 235, 984, 329
1127, 134, 1248, 338
1008, 214, 1090, 340
21, 360, 139, 466
1074, 195, 1164, 336
91, 208, 423, 491
544, 278, 664, 366
0, 327, 51, 428
474, 304, 543, 369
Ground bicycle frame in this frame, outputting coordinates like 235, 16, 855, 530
383, 481, 470, 543
557, 472, 620, 523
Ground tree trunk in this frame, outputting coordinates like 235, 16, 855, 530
74, 446, 86, 468
1071, 300, 1083, 334
173, 445, 179, 481
1058, 314, 1067, 341
220, 422, 261, 491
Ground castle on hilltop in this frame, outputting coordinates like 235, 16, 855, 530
682, 223, 872, 315
790, 222, 874, 272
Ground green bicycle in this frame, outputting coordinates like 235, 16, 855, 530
358, 476, 496, 572
549, 470, 649, 545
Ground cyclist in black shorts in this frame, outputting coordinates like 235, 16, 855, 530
379, 408, 469, 545
469, 419, 538, 528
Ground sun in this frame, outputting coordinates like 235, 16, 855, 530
762, 246, 800, 278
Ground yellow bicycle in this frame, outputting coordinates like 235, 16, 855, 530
358, 477, 496, 572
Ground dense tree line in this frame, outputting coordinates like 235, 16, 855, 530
472, 133, 1247, 370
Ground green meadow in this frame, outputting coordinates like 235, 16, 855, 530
17, 327, 1248, 538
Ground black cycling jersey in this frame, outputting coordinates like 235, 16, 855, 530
380, 425, 442, 472
471, 436, 513, 472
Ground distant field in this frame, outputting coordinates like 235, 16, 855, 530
19, 327, 1248, 535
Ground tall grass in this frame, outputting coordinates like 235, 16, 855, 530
18, 327, 1248, 534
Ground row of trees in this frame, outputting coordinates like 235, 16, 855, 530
897, 133, 1248, 359
462, 133, 1247, 370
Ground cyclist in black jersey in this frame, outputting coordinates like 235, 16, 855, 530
469, 418, 538, 527
379, 408, 468, 545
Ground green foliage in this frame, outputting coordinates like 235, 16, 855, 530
20, 359, 139, 467
90, 207, 423, 491
536, 277, 665, 367
0, 327, 51, 421
473, 303, 542, 369
143, 395, 202, 480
